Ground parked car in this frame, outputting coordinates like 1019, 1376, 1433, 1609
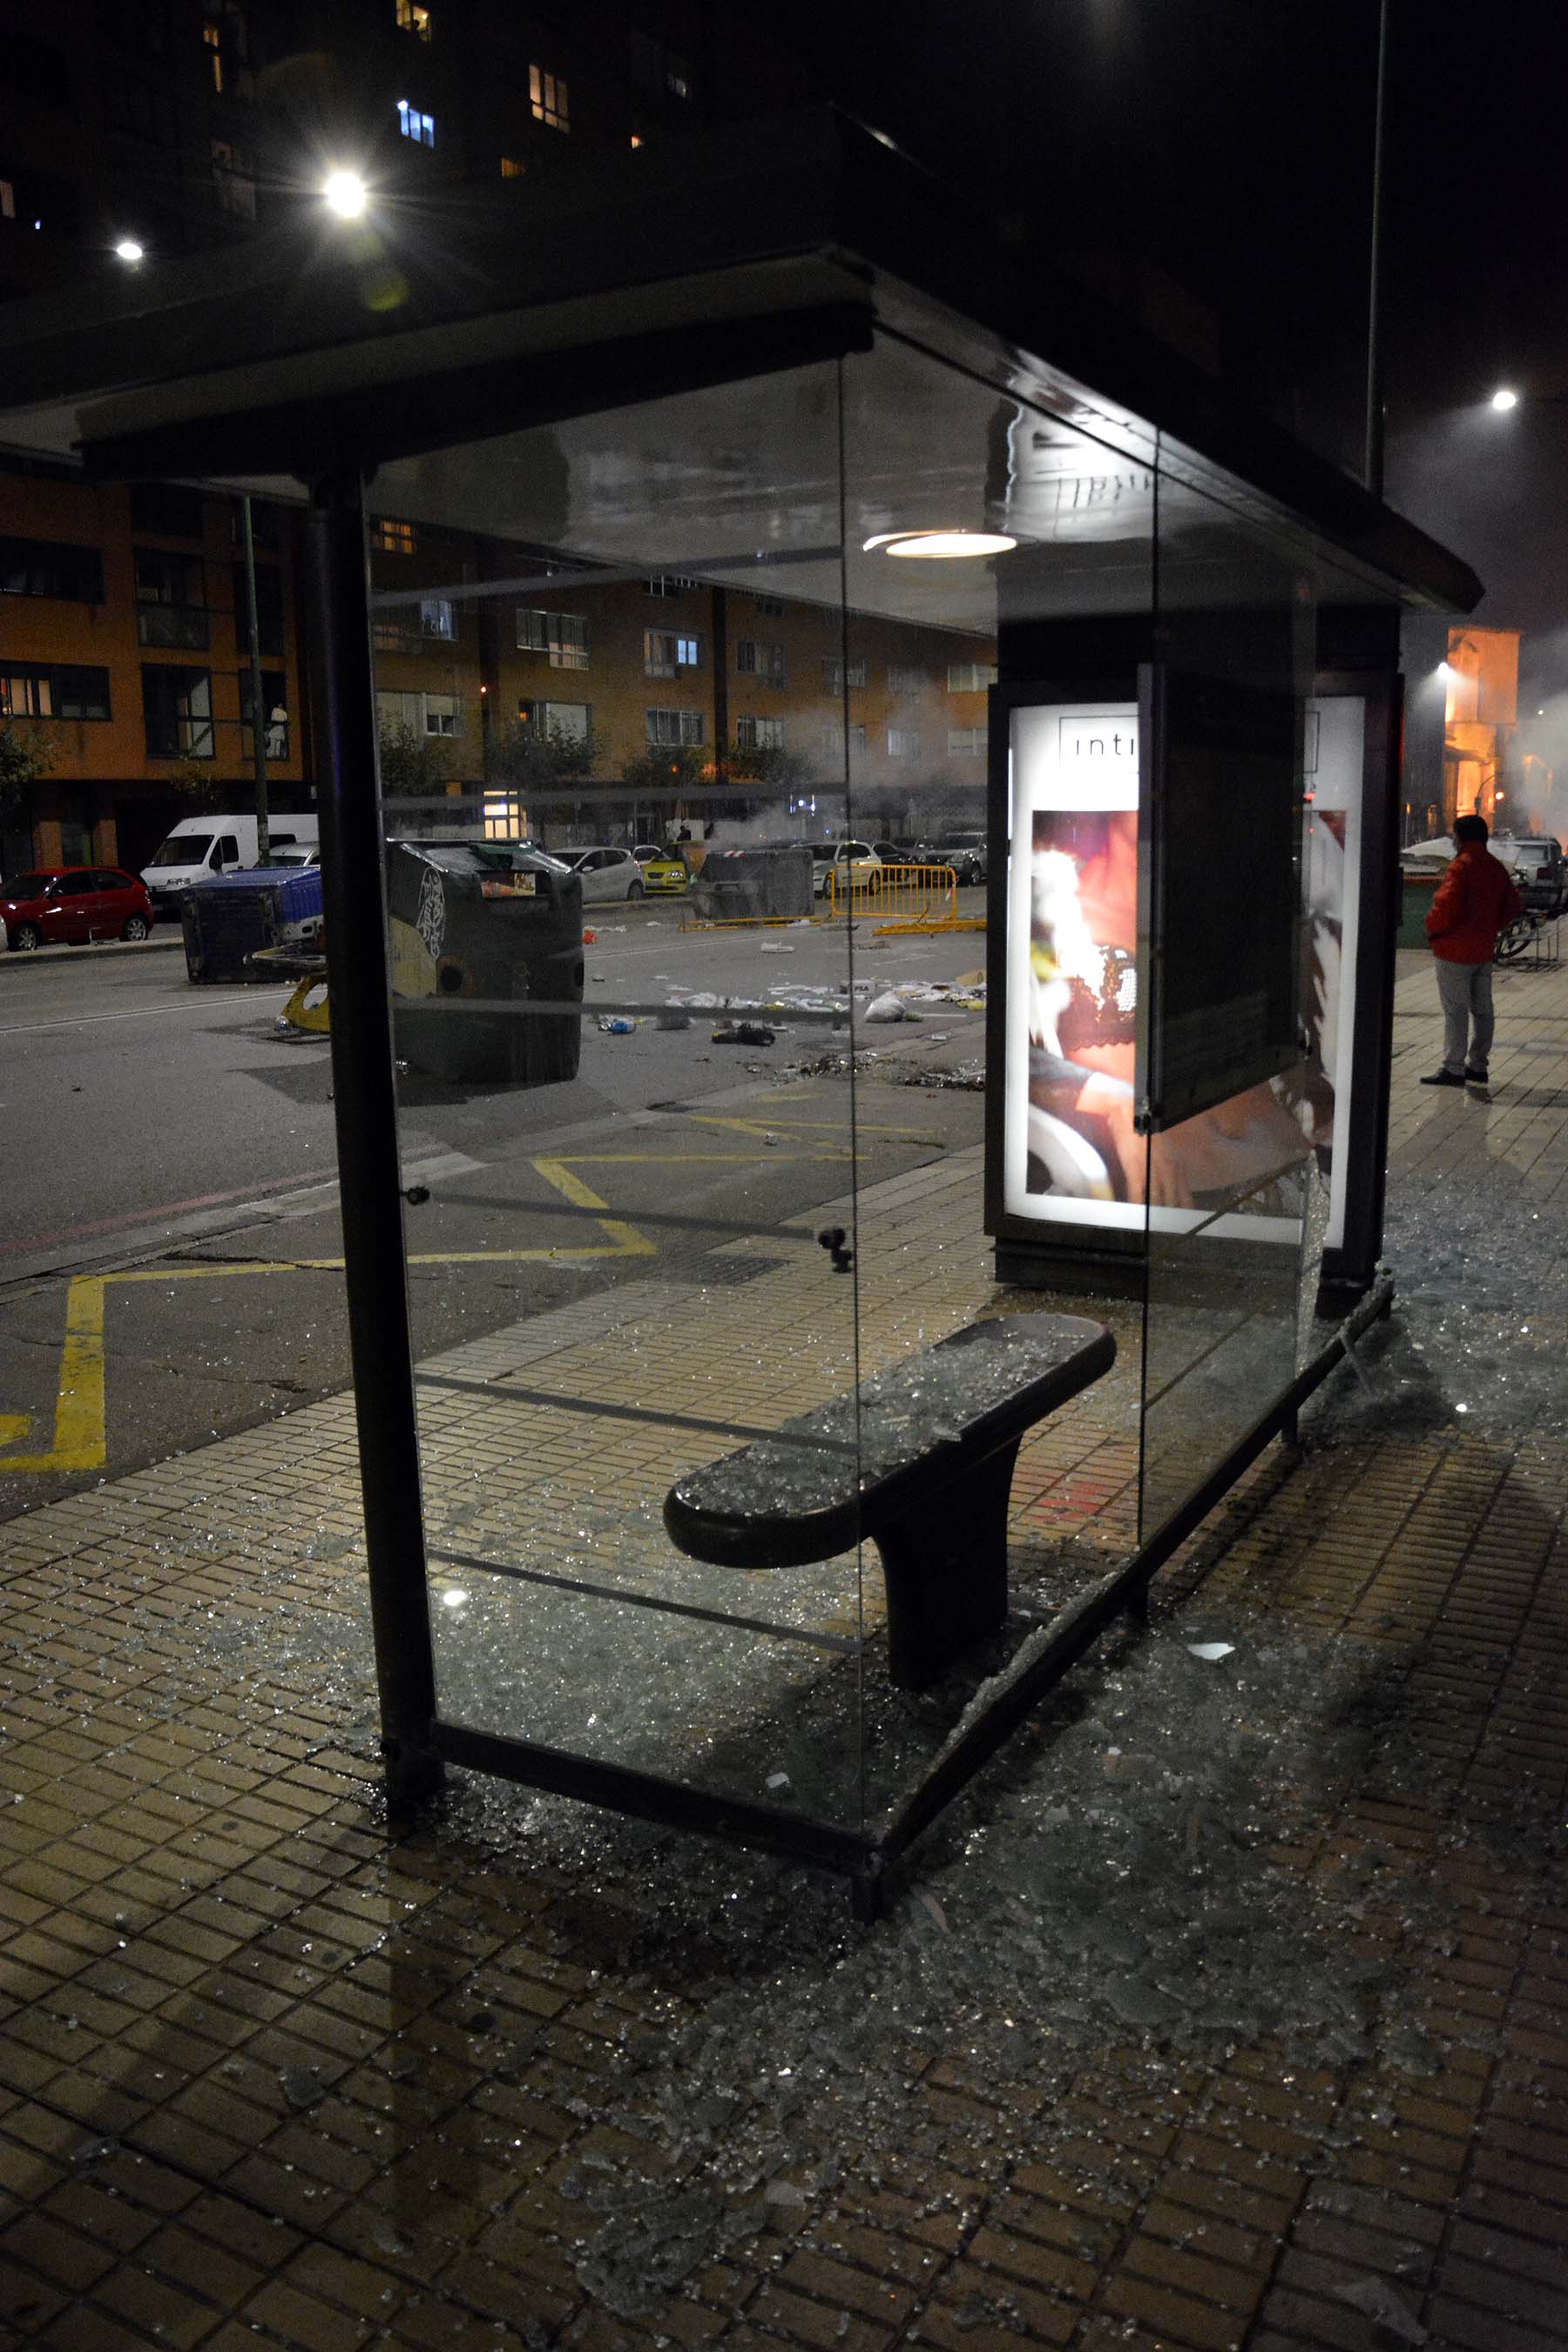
812, 840, 882, 898
631, 842, 663, 863
872, 839, 917, 865
937, 830, 988, 885
641, 848, 690, 895
1, 866, 156, 951
555, 845, 646, 903
1497, 835, 1566, 914
140, 812, 320, 917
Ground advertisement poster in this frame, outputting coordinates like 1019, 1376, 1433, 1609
1002, 698, 1315, 1240
1301, 695, 1365, 1254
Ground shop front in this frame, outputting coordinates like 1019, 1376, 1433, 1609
0, 110, 1479, 1908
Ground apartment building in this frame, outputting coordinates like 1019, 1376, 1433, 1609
364, 516, 999, 846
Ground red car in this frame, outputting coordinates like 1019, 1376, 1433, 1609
0, 866, 156, 951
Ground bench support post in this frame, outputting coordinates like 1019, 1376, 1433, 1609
874, 1441, 1019, 1689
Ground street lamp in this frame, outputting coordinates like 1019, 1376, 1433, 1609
323, 170, 368, 220
113, 238, 145, 264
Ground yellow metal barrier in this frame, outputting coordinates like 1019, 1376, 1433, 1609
827, 862, 983, 933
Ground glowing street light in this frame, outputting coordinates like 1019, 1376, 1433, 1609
1490, 386, 1519, 411
113, 238, 145, 263
323, 169, 368, 220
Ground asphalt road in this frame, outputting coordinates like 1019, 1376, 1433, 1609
0, 901, 989, 1517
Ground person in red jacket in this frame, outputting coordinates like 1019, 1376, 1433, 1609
1421, 814, 1524, 1087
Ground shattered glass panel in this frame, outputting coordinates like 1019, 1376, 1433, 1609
368, 361, 872, 1825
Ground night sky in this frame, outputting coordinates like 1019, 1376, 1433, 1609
729, 0, 1568, 672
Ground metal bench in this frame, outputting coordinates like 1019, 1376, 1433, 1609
663, 1314, 1116, 1689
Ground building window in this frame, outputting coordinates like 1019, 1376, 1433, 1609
135, 549, 208, 648
645, 574, 699, 596
646, 707, 704, 747
754, 593, 784, 616
537, 700, 590, 744
735, 639, 786, 685
371, 517, 417, 555
887, 727, 921, 759
948, 726, 988, 758
422, 692, 460, 737
889, 663, 926, 694
821, 658, 867, 693
517, 609, 589, 669
142, 665, 214, 757
0, 182, 13, 220
631, 30, 693, 101
202, 18, 221, 89
735, 715, 784, 751
644, 629, 701, 678
821, 722, 867, 762
396, 99, 436, 146
202, 4, 249, 98
395, 0, 431, 36
210, 139, 255, 219
499, 156, 524, 179
0, 535, 105, 604
419, 597, 455, 639
239, 670, 289, 760
376, 687, 458, 740
947, 661, 998, 693
530, 64, 568, 132
0, 665, 112, 721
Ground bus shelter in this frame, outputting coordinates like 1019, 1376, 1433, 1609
0, 110, 1480, 1911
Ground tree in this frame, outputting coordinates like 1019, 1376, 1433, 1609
723, 738, 813, 793
378, 720, 454, 802
485, 716, 597, 789
160, 754, 227, 814
0, 720, 56, 855
618, 740, 709, 798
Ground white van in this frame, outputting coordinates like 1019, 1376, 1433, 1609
140, 813, 320, 916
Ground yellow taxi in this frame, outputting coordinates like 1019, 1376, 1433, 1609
642, 848, 691, 896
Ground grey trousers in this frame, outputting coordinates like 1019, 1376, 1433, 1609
1435, 956, 1494, 1074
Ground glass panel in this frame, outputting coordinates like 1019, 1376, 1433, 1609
368, 364, 872, 1828
1139, 463, 1317, 1538
840, 331, 1155, 1822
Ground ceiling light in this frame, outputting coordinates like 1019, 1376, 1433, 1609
863, 528, 1017, 559
1490, 387, 1519, 411
113, 238, 145, 263
323, 169, 368, 219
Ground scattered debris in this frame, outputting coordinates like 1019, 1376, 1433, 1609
598, 1017, 637, 1034
1186, 1641, 1236, 1662
713, 1022, 776, 1046
1333, 2278, 1429, 2343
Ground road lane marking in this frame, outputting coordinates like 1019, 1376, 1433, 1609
0, 991, 270, 1038
0, 1154, 659, 1477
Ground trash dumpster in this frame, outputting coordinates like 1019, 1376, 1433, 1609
689, 844, 813, 920
181, 863, 325, 983
1398, 868, 1441, 950
385, 837, 584, 1085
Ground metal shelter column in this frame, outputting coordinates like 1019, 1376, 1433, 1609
307, 467, 443, 1808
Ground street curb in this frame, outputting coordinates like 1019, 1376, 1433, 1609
0, 934, 186, 973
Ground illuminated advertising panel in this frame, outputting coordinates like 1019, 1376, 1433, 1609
1002, 695, 1309, 1242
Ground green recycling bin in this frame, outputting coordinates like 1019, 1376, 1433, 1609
386, 836, 584, 1085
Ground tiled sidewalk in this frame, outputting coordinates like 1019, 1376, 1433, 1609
2, 978, 1566, 2350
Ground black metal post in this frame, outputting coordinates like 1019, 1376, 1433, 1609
240, 493, 271, 868
1365, 0, 1390, 499
307, 468, 443, 1808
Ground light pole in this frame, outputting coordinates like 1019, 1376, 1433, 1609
239, 493, 270, 868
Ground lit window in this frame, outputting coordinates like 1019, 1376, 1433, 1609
946, 661, 998, 693
530, 64, 568, 132
396, 99, 436, 145
419, 597, 455, 639
395, 0, 431, 36
371, 518, 417, 556
203, 19, 222, 90
629, 132, 644, 150
517, 609, 589, 668
644, 628, 700, 678
499, 156, 524, 178
947, 727, 989, 758
736, 715, 783, 750
646, 707, 704, 747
